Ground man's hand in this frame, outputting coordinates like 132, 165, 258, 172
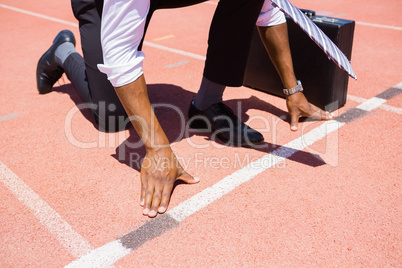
114, 75, 199, 218
286, 92, 334, 131
257, 24, 334, 131
140, 147, 199, 218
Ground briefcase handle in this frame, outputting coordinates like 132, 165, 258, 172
299, 9, 316, 18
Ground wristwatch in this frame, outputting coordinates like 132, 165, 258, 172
283, 80, 303, 96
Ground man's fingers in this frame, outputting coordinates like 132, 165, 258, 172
143, 184, 154, 216
177, 171, 200, 184
139, 151, 198, 217
158, 183, 174, 214
140, 171, 149, 207
157, 172, 199, 214
306, 104, 333, 120
290, 112, 300, 131
287, 93, 333, 132
148, 187, 162, 218
140, 183, 146, 207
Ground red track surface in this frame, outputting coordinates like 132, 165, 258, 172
0, 0, 401, 267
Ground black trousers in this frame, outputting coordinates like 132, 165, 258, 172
67, 0, 264, 132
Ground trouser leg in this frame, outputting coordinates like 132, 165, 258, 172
62, 53, 93, 104
203, 0, 265, 87
72, 0, 128, 132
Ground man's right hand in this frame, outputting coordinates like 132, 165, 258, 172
114, 76, 199, 218
140, 147, 199, 218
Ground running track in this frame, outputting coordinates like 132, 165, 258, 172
0, 0, 401, 267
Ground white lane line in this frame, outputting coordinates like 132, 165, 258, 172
66, 240, 130, 268
0, 4, 78, 27
377, 104, 402, 115
0, 161, 93, 258
165, 60, 190, 69
356, 97, 387, 112
347, 94, 367, 103
356, 21, 402, 31
206, 3, 402, 30
0, 112, 19, 122
348, 95, 402, 115
153, 34, 175, 41
143, 41, 206, 61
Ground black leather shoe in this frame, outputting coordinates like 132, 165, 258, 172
36, 30, 76, 94
188, 100, 264, 146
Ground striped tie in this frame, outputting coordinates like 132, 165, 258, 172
270, 0, 357, 79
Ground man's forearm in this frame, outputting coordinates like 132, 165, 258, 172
257, 23, 298, 89
114, 74, 170, 151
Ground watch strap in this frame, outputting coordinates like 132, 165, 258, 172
283, 80, 303, 96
